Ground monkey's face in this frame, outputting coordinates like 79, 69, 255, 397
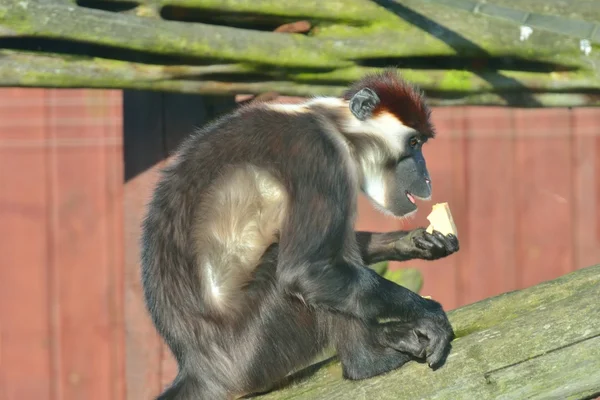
387, 135, 431, 217
358, 132, 432, 219
346, 84, 434, 219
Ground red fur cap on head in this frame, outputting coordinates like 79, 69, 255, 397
342, 69, 435, 138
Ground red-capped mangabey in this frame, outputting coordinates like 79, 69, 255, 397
141, 69, 459, 399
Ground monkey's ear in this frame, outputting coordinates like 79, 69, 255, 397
349, 88, 380, 121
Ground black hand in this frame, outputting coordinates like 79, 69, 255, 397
407, 228, 459, 261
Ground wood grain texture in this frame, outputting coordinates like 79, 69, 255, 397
46, 89, 124, 400
124, 166, 166, 400
462, 107, 517, 304
514, 108, 574, 288
254, 264, 600, 400
1, 0, 599, 106
0, 88, 125, 400
102, 91, 126, 400
0, 89, 52, 400
571, 108, 600, 270
123, 90, 166, 399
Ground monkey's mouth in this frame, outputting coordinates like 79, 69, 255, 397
406, 191, 431, 205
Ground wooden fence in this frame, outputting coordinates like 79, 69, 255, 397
1, 88, 599, 399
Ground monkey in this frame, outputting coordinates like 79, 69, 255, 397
140, 69, 460, 400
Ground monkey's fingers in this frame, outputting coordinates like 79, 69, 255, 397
432, 231, 456, 253
390, 334, 427, 359
414, 237, 434, 250
381, 324, 427, 359
446, 234, 459, 252
423, 231, 445, 249
425, 332, 451, 369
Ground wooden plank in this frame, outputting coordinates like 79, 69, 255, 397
124, 167, 167, 400
514, 108, 574, 289
0, 88, 52, 400
98, 91, 127, 400
485, 335, 600, 400
123, 90, 166, 400
257, 264, 600, 400
461, 107, 517, 305
124, 166, 167, 400
571, 108, 600, 270
446, 108, 469, 310
46, 89, 122, 400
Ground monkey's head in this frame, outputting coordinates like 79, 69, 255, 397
342, 69, 435, 219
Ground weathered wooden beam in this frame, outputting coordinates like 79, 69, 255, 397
251, 264, 600, 399
424, 0, 600, 42
2, 50, 599, 107
0, 0, 346, 68
1, 0, 597, 69
1, 0, 598, 106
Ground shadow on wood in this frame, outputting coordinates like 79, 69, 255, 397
250, 264, 600, 399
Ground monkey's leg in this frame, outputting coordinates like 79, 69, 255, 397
356, 229, 459, 264
155, 295, 325, 400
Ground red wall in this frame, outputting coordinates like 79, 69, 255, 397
1, 88, 599, 399
0, 89, 124, 400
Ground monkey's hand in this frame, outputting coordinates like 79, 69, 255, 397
395, 228, 459, 261
379, 298, 454, 369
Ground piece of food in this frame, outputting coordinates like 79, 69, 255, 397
425, 202, 458, 237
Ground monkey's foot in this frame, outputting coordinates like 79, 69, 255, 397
379, 300, 454, 369
379, 321, 427, 359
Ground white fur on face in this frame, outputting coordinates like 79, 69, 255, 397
265, 97, 345, 114
359, 146, 389, 209
341, 111, 418, 214
363, 168, 387, 208
343, 111, 416, 156
266, 98, 419, 217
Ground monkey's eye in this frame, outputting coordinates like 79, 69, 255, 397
409, 136, 419, 149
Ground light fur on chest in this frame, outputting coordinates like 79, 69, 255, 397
193, 165, 288, 312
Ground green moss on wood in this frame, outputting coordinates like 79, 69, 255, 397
158, 0, 393, 24
1, 0, 599, 106
0, 0, 347, 68
252, 264, 600, 400
1, 0, 598, 70
2, 50, 599, 107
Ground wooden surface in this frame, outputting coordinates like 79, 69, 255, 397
0, 88, 124, 400
1, 0, 600, 106
255, 264, 600, 400
1, 88, 600, 399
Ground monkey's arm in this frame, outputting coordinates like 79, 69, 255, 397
278, 206, 454, 368
355, 229, 459, 265
275, 137, 453, 367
